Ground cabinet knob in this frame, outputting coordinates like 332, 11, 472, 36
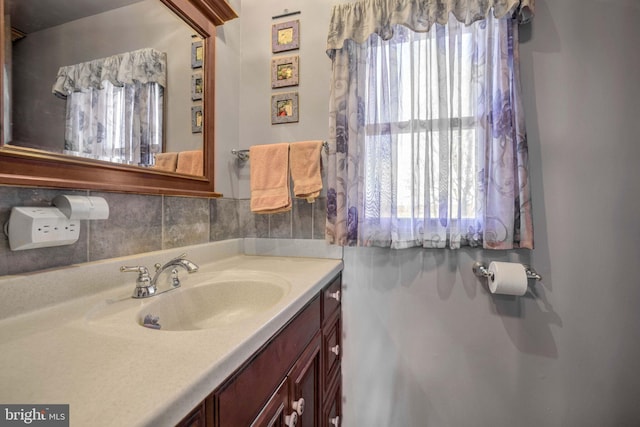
292, 397, 305, 416
329, 415, 340, 426
330, 344, 340, 356
285, 411, 298, 426
328, 290, 341, 303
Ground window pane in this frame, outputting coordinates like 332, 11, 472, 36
363, 24, 480, 222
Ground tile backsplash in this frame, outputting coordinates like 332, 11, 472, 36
0, 186, 325, 276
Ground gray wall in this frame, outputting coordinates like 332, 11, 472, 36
341, 0, 640, 426
0, 187, 326, 276
235, 0, 332, 200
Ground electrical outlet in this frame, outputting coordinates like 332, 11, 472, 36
5, 207, 80, 251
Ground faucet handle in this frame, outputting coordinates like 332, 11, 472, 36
120, 265, 150, 275
120, 266, 151, 284
170, 268, 181, 287
155, 253, 188, 272
169, 253, 188, 263
121, 266, 156, 298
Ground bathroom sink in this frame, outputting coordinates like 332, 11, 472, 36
137, 273, 291, 331
85, 295, 142, 324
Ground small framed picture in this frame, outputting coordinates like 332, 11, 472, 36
272, 20, 299, 53
271, 92, 299, 125
191, 106, 203, 133
271, 55, 299, 88
191, 40, 203, 68
191, 73, 203, 100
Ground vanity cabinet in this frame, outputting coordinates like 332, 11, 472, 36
320, 276, 342, 427
251, 335, 321, 427
176, 273, 342, 427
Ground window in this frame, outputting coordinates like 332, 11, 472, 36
363, 25, 478, 221
53, 48, 166, 167
63, 80, 163, 166
327, 11, 534, 249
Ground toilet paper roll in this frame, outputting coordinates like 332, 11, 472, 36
53, 195, 109, 220
488, 261, 528, 296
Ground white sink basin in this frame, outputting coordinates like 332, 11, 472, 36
137, 272, 291, 331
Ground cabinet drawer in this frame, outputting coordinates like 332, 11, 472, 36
322, 275, 341, 323
323, 374, 342, 427
322, 309, 341, 386
289, 334, 321, 427
215, 296, 321, 426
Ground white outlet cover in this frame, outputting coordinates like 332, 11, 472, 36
7, 207, 80, 251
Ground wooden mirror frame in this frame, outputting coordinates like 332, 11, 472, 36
0, 0, 237, 197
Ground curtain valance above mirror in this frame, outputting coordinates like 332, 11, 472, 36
52, 48, 167, 98
327, 0, 534, 52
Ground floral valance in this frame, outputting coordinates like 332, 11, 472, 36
327, 0, 534, 51
52, 48, 167, 98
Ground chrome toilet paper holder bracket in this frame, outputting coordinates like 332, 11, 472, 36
472, 262, 542, 281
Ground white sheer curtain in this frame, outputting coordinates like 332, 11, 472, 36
326, 2, 534, 249
62, 81, 163, 166
52, 48, 166, 166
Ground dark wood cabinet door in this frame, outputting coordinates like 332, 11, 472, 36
215, 297, 321, 426
251, 379, 289, 427
289, 333, 321, 427
322, 309, 341, 386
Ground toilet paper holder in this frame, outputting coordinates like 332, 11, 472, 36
472, 262, 542, 281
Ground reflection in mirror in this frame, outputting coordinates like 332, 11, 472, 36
6, 0, 204, 175
0, 0, 237, 196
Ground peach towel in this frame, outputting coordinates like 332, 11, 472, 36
176, 150, 203, 176
289, 140, 323, 202
153, 152, 178, 172
250, 143, 291, 214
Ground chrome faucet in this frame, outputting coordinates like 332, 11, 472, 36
121, 253, 199, 298
152, 254, 199, 287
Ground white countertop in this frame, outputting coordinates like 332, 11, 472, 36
0, 239, 343, 427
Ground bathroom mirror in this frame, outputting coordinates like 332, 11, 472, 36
0, 0, 237, 197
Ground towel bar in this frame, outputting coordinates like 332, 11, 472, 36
472, 262, 542, 281
230, 148, 250, 161
232, 141, 328, 162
